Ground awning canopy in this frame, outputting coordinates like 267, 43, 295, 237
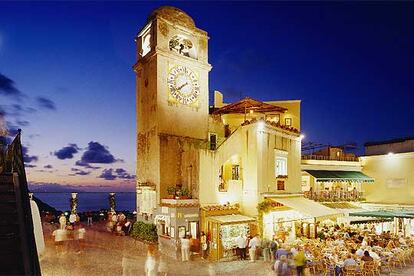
304, 170, 374, 182
269, 196, 343, 221
207, 214, 256, 224
349, 210, 414, 219
337, 215, 392, 225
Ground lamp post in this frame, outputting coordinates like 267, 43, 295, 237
70, 192, 78, 214
109, 192, 116, 213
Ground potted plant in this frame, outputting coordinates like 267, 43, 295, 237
180, 187, 191, 199
166, 186, 176, 199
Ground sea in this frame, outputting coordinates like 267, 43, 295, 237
34, 192, 136, 212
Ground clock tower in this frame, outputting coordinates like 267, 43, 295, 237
134, 6, 211, 217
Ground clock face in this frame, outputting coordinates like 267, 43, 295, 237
167, 65, 200, 105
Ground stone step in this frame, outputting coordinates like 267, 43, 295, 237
0, 192, 16, 202
0, 224, 20, 235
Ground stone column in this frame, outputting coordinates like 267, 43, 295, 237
109, 192, 116, 212
70, 192, 78, 214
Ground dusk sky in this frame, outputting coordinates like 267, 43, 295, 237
1, 2, 413, 191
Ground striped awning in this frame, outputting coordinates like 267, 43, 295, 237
305, 170, 374, 182
349, 210, 414, 219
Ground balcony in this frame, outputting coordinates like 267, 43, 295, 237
301, 154, 359, 162
304, 191, 365, 202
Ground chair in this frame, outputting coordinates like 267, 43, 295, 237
379, 256, 392, 273
390, 253, 404, 268
343, 265, 362, 276
361, 261, 376, 276
322, 260, 335, 276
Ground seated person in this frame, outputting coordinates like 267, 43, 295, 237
343, 254, 357, 267
361, 250, 374, 262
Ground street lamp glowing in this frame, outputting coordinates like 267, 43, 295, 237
300, 134, 305, 140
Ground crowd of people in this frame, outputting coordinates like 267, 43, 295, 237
223, 224, 414, 275
265, 224, 413, 275
106, 212, 132, 235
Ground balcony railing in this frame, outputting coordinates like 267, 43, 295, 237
304, 191, 365, 202
301, 155, 359, 162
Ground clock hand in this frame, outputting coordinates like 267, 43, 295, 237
177, 82, 189, 91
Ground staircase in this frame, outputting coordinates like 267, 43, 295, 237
0, 173, 25, 274
0, 130, 41, 275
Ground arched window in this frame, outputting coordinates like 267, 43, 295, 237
169, 35, 197, 59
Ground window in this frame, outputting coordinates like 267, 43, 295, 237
231, 165, 240, 180
142, 32, 151, 56
209, 133, 217, 150
277, 180, 285, 191
218, 165, 227, 192
269, 114, 280, 124
169, 35, 197, 59
275, 156, 288, 177
275, 149, 288, 177
189, 222, 198, 239
285, 117, 292, 126
138, 188, 156, 214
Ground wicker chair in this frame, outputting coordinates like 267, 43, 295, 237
390, 253, 404, 268
361, 261, 377, 276
343, 265, 360, 276
379, 256, 393, 273
322, 260, 335, 276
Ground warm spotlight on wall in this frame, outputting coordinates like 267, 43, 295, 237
257, 120, 265, 132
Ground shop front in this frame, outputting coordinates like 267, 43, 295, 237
261, 194, 342, 241
205, 214, 256, 261
155, 199, 200, 260
262, 208, 315, 241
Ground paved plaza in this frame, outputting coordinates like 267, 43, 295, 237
39, 222, 414, 276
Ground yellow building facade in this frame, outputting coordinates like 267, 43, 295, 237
134, 6, 341, 260
361, 152, 414, 205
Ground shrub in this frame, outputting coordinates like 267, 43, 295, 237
131, 221, 158, 243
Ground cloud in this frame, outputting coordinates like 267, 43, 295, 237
22, 145, 38, 163
16, 120, 30, 127
115, 168, 135, 179
74, 160, 100, 169
98, 168, 117, 180
28, 182, 135, 193
0, 73, 22, 97
78, 141, 116, 164
44, 164, 53, 169
54, 144, 79, 160
70, 168, 90, 176
98, 168, 135, 181
36, 97, 56, 110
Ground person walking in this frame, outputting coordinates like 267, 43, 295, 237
200, 231, 208, 259
87, 211, 93, 226
58, 213, 66, 230
276, 255, 290, 276
248, 234, 259, 262
270, 236, 279, 261
236, 233, 247, 260
181, 234, 190, 262
293, 246, 306, 276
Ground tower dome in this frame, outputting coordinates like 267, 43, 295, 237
148, 6, 195, 29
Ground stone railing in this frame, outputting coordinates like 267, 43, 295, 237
301, 155, 359, 162
304, 191, 365, 202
